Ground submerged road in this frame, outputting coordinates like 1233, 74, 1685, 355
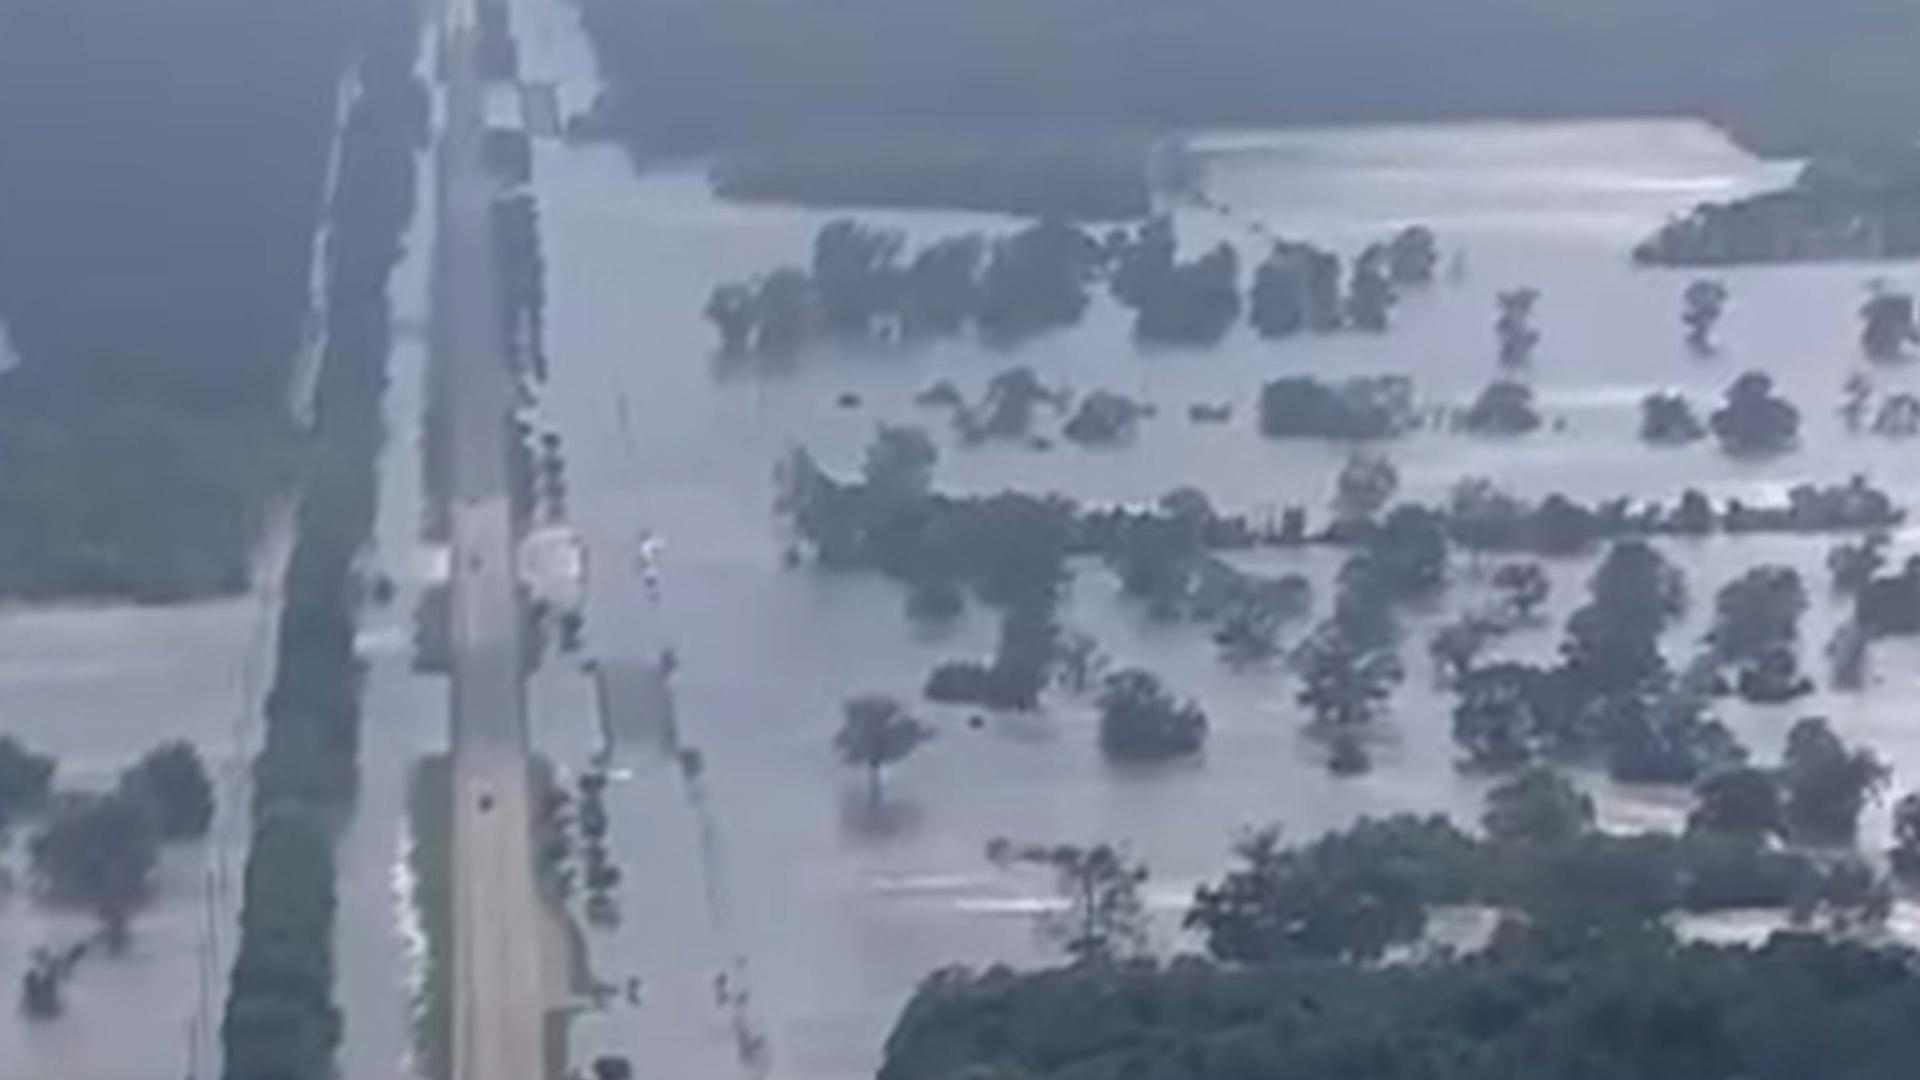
437, 2, 549, 1080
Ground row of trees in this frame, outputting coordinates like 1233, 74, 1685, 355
706, 217, 1441, 353
221, 7, 425, 1079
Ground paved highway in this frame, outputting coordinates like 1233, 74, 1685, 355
436, 2, 550, 1079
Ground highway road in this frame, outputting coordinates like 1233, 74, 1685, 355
436, 2, 551, 1079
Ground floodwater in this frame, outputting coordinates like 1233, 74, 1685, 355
500, 5, 1920, 1080
0, 589, 276, 1080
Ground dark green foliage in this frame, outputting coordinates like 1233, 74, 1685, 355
1344, 244, 1397, 331
1781, 718, 1888, 845
976, 221, 1103, 342
30, 792, 159, 925
1638, 157, 1920, 266
991, 841, 1149, 962
1830, 532, 1891, 594
0, 0, 348, 600
1061, 390, 1146, 445
1461, 380, 1542, 435
119, 740, 215, 841
1292, 623, 1404, 739
220, 7, 423, 1079
1861, 288, 1919, 359
881, 931, 1920, 1080
1388, 226, 1439, 286
1481, 767, 1595, 847
1110, 218, 1242, 345
583, 0, 1920, 160
835, 695, 935, 796
707, 218, 1101, 352
1683, 279, 1729, 350
1492, 561, 1550, 620
1331, 453, 1399, 523
1452, 662, 1557, 770
1258, 375, 1415, 439
1891, 793, 1920, 883
1248, 241, 1343, 337
1187, 818, 1476, 964
1710, 371, 1801, 455
925, 595, 1059, 707
1495, 288, 1541, 366
1689, 766, 1786, 842
1096, 669, 1207, 762
1641, 391, 1708, 444
0, 735, 55, 825
222, 810, 341, 1080
1707, 565, 1810, 701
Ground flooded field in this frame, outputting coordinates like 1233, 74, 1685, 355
501, 5, 1920, 1076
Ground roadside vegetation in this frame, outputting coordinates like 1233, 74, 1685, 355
219, 6, 426, 1080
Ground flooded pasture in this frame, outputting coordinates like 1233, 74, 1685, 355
500, 7, 1920, 1077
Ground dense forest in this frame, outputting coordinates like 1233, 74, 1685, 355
0, 0, 347, 599
882, 932, 1920, 1080
578, 0, 1920, 160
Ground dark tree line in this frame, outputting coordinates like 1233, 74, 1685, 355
221, 5, 426, 1079
0, 0, 350, 601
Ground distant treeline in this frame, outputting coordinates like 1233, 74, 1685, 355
578, 0, 1920, 160
220, 3, 425, 1078
0, 0, 345, 600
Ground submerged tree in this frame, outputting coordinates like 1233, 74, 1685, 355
1709, 371, 1800, 455
1781, 717, 1888, 845
1495, 288, 1541, 366
1491, 561, 1551, 622
1345, 244, 1396, 332
1294, 625, 1404, 740
1639, 391, 1707, 444
833, 695, 935, 801
989, 840, 1149, 962
1461, 380, 1542, 435
1387, 226, 1440, 286
30, 793, 159, 941
1861, 284, 1918, 361
1682, 278, 1729, 352
1481, 766, 1595, 847
1097, 669, 1208, 762
1331, 452, 1399, 524
0, 735, 55, 826
118, 740, 215, 841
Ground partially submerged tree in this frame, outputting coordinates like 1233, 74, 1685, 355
1682, 279, 1729, 352
1491, 561, 1551, 621
1096, 669, 1208, 762
1331, 452, 1399, 524
1710, 371, 1800, 455
1481, 767, 1595, 847
1688, 766, 1785, 843
118, 740, 215, 841
989, 840, 1149, 962
1861, 284, 1918, 361
1782, 718, 1888, 845
1495, 288, 1541, 366
30, 792, 159, 940
834, 695, 935, 801
1639, 391, 1707, 444
0, 735, 55, 826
